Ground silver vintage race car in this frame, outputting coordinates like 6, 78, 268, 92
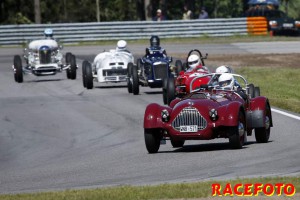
12, 29, 77, 83
82, 40, 134, 89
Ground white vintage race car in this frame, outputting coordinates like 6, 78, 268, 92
82, 48, 134, 89
12, 39, 77, 83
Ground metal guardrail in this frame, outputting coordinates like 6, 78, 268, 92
0, 18, 266, 45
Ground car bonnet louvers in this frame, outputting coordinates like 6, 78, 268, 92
172, 107, 207, 131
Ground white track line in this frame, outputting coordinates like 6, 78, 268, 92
271, 108, 300, 121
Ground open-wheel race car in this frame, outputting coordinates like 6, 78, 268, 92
144, 73, 272, 153
82, 40, 134, 89
163, 49, 210, 105
12, 29, 77, 83
127, 36, 173, 95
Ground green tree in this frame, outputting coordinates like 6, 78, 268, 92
0, 0, 299, 24
0, 0, 33, 24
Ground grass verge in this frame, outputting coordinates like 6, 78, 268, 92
0, 176, 299, 200
236, 67, 300, 113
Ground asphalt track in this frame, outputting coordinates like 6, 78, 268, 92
0, 41, 299, 194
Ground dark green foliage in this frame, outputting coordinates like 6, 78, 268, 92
0, 0, 299, 24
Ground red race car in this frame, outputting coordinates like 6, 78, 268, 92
144, 73, 272, 153
163, 49, 211, 105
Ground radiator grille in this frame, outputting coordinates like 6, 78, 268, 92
103, 68, 127, 76
153, 63, 167, 79
39, 50, 51, 64
172, 107, 207, 131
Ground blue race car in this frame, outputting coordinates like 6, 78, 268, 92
127, 46, 173, 95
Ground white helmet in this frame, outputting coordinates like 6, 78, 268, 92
216, 65, 233, 73
44, 28, 53, 38
116, 40, 127, 51
218, 73, 234, 89
188, 54, 200, 69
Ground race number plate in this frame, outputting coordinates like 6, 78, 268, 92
180, 125, 198, 132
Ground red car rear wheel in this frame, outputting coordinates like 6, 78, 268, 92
255, 103, 271, 143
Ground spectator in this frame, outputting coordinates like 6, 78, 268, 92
267, 3, 274, 10
182, 5, 193, 20
153, 9, 166, 21
199, 7, 209, 19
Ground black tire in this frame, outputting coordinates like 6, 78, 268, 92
170, 138, 185, 148
229, 110, 246, 149
144, 129, 161, 154
65, 52, 72, 64
162, 77, 168, 104
175, 60, 183, 76
66, 69, 71, 79
166, 76, 175, 105
255, 103, 271, 143
82, 60, 89, 88
65, 52, 72, 79
137, 58, 141, 70
85, 62, 94, 89
254, 86, 260, 97
248, 83, 255, 98
127, 62, 133, 93
69, 54, 77, 80
132, 64, 139, 95
13, 55, 23, 83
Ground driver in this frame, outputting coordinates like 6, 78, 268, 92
215, 65, 233, 73
218, 73, 247, 99
44, 28, 54, 39
116, 40, 131, 53
218, 73, 235, 89
210, 65, 233, 86
186, 54, 209, 73
145, 35, 167, 57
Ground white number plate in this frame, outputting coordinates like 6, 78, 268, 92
283, 23, 293, 28
180, 125, 198, 132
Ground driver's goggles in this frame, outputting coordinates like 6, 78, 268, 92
188, 60, 198, 65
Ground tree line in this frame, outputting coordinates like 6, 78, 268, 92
0, 0, 298, 24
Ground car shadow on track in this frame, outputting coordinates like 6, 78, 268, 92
144, 91, 163, 95
158, 141, 258, 153
94, 85, 128, 89
26, 78, 63, 83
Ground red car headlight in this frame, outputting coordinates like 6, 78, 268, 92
209, 109, 218, 121
161, 109, 170, 122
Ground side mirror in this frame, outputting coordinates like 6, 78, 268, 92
202, 53, 208, 59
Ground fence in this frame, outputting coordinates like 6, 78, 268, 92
0, 17, 267, 45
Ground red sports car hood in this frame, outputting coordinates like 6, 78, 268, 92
170, 92, 235, 117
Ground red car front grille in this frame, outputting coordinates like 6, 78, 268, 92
172, 107, 207, 131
